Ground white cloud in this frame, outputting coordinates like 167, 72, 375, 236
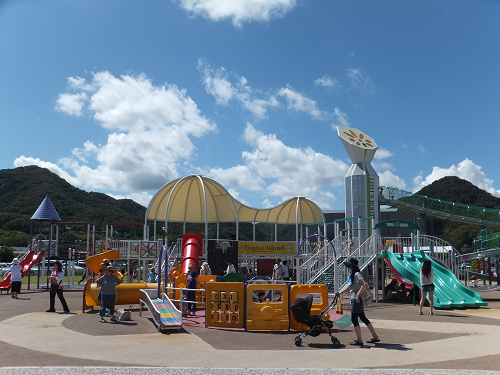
17, 71, 217, 204
314, 75, 340, 89
197, 60, 235, 105
418, 142, 427, 154
108, 191, 152, 208
55, 92, 88, 116
331, 107, 350, 129
208, 165, 265, 191
379, 170, 407, 190
347, 68, 376, 95
412, 158, 500, 197
277, 85, 325, 120
374, 148, 393, 160
262, 198, 273, 208
198, 59, 279, 118
177, 0, 298, 27
240, 123, 349, 208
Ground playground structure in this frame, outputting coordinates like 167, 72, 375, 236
3, 127, 498, 334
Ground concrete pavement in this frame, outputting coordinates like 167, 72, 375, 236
1, 286, 500, 373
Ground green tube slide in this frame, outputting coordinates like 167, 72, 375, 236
381, 250, 487, 309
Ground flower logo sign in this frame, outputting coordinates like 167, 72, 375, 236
342, 128, 375, 149
337, 126, 378, 163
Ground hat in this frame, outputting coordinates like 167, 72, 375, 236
103, 258, 110, 264
188, 263, 195, 268
106, 265, 115, 272
12, 258, 19, 265
344, 258, 359, 268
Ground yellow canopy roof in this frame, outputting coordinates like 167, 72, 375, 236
145, 175, 325, 225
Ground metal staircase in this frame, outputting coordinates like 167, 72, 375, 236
300, 235, 378, 293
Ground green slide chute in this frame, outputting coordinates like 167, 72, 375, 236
381, 250, 486, 309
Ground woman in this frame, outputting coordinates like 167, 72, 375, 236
199, 262, 211, 276
10, 258, 23, 299
337, 258, 379, 346
96, 265, 123, 322
47, 261, 70, 313
185, 263, 198, 316
419, 259, 435, 315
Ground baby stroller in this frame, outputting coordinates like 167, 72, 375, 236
291, 293, 341, 347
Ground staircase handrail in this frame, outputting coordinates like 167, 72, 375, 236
306, 235, 376, 289
299, 240, 335, 285
334, 235, 377, 293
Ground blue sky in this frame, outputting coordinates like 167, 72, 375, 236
1, 0, 499, 210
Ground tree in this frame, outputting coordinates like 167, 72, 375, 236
0, 245, 15, 262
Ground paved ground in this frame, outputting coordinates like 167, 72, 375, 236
1, 284, 500, 374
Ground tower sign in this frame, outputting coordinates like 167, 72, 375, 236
337, 127, 379, 241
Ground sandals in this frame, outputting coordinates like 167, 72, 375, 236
418, 312, 424, 315
367, 338, 380, 343
349, 340, 363, 346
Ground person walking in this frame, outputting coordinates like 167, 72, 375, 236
78, 267, 88, 285
10, 258, 23, 299
47, 261, 70, 313
337, 258, 379, 346
96, 265, 123, 322
419, 259, 435, 315
186, 263, 198, 316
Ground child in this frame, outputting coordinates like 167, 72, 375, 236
257, 291, 266, 302
470, 275, 478, 288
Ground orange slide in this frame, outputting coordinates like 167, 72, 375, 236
83, 250, 158, 311
85, 250, 122, 278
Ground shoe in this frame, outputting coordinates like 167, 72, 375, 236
367, 338, 380, 343
64, 310, 70, 313
418, 312, 424, 315
106, 314, 111, 317
46, 309, 56, 313
190, 311, 195, 316
182, 313, 187, 318
349, 340, 363, 346
110, 316, 117, 322
100, 317, 106, 323
429, 312, 434, 315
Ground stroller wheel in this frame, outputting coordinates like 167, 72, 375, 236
331, 336, 341, 347
294, 336, 302, 347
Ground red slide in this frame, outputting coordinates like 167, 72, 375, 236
383, 258, 413, 287
0, 249, 46, 292
180, 233, 203, 275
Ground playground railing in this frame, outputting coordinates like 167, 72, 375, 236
166, 286, 207, 310
335, 235, 377, 293
380, 186, 500, 225
419, 235, 469, 285
298, 240, 335, 284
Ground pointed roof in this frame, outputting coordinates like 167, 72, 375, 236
31, 196, 62, 221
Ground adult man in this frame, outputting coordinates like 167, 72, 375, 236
272, 258, 281, 280
274, 259, 289, 282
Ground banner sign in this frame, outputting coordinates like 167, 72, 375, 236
238, 241, 296, 256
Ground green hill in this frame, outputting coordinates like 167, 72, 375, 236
416, 176, 500, 249
416, 176, 500, 209
0, 166, 147, 246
